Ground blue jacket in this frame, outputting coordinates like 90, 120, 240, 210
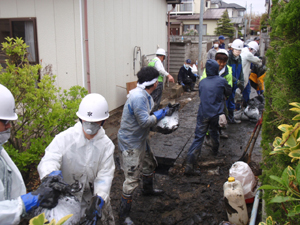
198, 60, 232, 120
219, 43, 225, 49
227, 50, 244, 85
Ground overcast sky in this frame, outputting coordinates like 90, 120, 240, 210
222, 0, 266, 15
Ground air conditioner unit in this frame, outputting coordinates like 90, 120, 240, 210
166, 0, 182, 4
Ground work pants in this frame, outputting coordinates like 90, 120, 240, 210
242, 81, 251, 104
151, 82, 163, 112
120, 140, 157, 195
186, 115, 219, 165
226, 84, 238, 111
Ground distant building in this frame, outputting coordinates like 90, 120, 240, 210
168, 0, 245, 37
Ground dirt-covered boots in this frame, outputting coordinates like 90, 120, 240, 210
184, 163, 201, 176
142, 173, 164, 196
119, 193, 134, 225
227, 110, 241, 124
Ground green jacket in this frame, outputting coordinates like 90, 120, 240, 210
201, 65, 233, 87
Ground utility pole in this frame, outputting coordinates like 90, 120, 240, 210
244, 2, 247, 40
198, 0, 205, 76
249, 3, 252, 37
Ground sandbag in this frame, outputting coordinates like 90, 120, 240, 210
155, 103, 180, 134
229, 161, 257, 199
244, 105, 259, 121
32, 195, 81, 224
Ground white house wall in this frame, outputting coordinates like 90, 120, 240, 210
0, 0, 168, 111
0, 0, 83, 97
87, 0, 168, 110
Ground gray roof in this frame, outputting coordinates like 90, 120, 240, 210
211, 0, 221, 3
176, 8, 226, 20
203, 8, 227, 19
230, 17, 244, 24
220, 2, 246, 10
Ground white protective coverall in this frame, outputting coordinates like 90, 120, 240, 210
241, 47, 262, 87
118, 87, 158, 195
38, 122, 115, 223
0, 145, 26, 225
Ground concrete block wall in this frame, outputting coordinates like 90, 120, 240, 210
169, 40, 207, 82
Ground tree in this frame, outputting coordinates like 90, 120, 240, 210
250, 15, 261, 32
214, 11, 235, 38
0, 37, 88, 180
260, 0, 300, 223
260, 13, 268, 32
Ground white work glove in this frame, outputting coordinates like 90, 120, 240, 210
219, 114, 227, 127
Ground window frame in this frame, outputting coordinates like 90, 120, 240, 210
0, 17, 39, 66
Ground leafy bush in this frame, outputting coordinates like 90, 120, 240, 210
261, 0, 300, 223
0, 37, 88, 180
29, 213, 72, 225
183, 28, 198, 36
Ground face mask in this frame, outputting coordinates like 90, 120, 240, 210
184, 64, 189, 70
0, 129, 11, 145
214, 44, 219, 48
233, 49, 241, 57
82, 121, 100, 135
250, 49, 257, 55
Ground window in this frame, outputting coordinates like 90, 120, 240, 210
180, 0, 193, 12
196, 24, 207, 35
238, 11, 244, 17
0, 18, 38, 67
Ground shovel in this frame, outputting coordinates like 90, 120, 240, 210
238, 113, 263, 162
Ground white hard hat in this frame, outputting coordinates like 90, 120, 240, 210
231, 39, 244, 50
248, 41, 259, 52
76, 93, 109, 122
216, 49, 229, 57
0, 84, 18, 120
156, 48, 166, 56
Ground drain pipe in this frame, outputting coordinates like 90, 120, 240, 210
79, 0, 85, 89
249, 189, 261, 225
83, 0, 91, 93
167, 4, 176, 72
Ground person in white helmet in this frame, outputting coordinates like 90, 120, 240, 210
148, 48, 175, 111
118, 67, 172, 225
0, 84, 60, 224
226, 39, 245, 124
240, 41, 262, 106
38, 93, 115, 224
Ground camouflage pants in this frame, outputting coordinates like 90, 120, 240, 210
120, 140, 157, 195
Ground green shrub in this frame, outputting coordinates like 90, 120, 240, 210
261, 0, 300, 223
0, 37, 88, 180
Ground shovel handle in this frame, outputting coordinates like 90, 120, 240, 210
247, 123, 262, 164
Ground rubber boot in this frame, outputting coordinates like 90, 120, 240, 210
142, 173, 164, 196
219, 128, 228, 139
184, 163, 201, 176
119, 194, 134, 225
190, 82, 198, 91
228, 110, 241, 124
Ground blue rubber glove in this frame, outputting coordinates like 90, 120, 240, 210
21, 176, 61, 213
194, 74, 200, 79
21, 192, 39, 213
153, 107, 169, 121
180, 82, 185, 86
48, 170, 63, 178
85, 195, 105, 224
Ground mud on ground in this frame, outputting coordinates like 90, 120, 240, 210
108, 84, 263, 225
